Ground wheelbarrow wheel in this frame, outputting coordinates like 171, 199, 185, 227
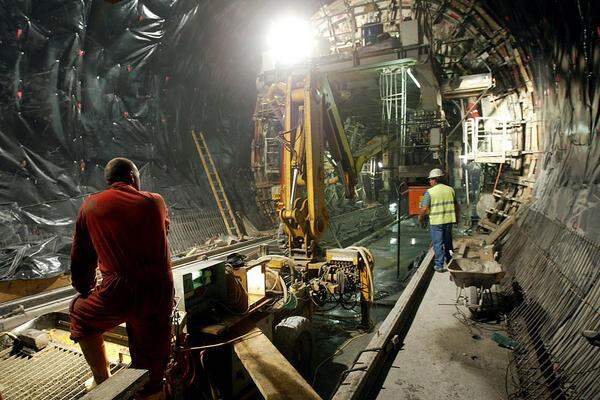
467, 286, 480, 316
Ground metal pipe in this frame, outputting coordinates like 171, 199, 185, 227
290, 167, 299, 205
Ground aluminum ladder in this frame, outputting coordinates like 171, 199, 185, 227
192, 130, 242, 239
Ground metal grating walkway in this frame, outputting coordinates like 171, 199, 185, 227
0, 344, 101, 400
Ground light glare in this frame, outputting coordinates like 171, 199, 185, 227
266, 16, 315, 65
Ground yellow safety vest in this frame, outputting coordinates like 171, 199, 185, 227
427, 184, 456, 225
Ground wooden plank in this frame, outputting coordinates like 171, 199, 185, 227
332, 248, 435, 400
503, 176, 534, 188
485, 215, 516, 244
478, 218, 498, 231
233, 328, 322, 400
0, 274, 71, 304
80, 369, 149, 400
457, 241, 468, 258
201, 298, 272, 336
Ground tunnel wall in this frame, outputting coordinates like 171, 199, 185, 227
486, 0, 599, 239
486, 1, 599, 397
0, 0, 279, 279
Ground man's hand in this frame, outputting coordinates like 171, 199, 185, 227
418, 207, 429, 228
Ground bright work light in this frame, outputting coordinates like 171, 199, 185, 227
266, 16, 315, 65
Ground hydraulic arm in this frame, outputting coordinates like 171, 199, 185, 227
277, 69, 375, 328
279, 71, 360, 261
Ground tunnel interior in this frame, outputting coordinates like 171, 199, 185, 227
0, 0, 598, 399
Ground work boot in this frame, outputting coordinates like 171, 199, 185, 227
78, 333, 111, 391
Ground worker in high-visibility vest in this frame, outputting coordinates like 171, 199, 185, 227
418, 168, 460, 272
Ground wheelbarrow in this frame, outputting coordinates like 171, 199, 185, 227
447, 258, 505, 314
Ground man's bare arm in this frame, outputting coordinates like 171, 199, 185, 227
70, 206, 97, 296
153, 193, 170, 235
418, 206, 429, 226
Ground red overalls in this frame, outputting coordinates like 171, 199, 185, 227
69, 182, 174, 392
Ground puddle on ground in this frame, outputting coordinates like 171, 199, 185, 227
312, 219, 430, 397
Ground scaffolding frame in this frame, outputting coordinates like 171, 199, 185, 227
462, 117, 521, 164
380, 66, 408, 161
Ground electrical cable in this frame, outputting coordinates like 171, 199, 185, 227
452, 302, 505, 333
256, 254, 298, 283
346, 246, 375, 302
312, 332, 369, 385
180, 331, 263, 352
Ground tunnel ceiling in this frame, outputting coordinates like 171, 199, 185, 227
0, 0, 597, 279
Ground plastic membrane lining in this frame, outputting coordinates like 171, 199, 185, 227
0, 0, 273, 280
0, 0, 344, 282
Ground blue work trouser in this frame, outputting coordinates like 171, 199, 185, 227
429, 223, 454, 268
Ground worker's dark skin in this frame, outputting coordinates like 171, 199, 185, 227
119, 164, 141, 191
418, 177, 461, 227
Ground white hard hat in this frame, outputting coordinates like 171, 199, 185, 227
428, 168, 445, 179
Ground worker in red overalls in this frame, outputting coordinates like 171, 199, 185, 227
69, 157, 174, 399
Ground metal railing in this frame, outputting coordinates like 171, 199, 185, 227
167, 208, 229, 255
463, 117, 521, 163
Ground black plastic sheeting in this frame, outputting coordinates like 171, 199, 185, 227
0, 0, 317, 280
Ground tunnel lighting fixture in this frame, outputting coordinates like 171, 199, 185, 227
411, 238, 416, 246
377, 161, 384, 169
407, 68, 421, 89
266, 16, 315, 65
